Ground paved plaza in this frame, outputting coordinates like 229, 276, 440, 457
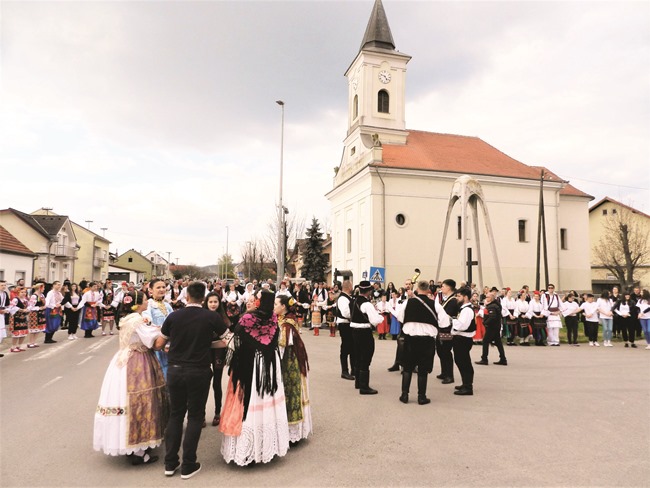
1, 331, 649, 487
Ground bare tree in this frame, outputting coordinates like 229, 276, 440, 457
264, 211, 306, 265
240, 238, 275, 282
593, 205, 650, 289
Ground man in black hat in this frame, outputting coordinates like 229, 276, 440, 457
435, 279, 460, 385
350, 280, 384, 395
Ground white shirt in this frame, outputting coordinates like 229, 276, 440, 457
637, 299, 650, 320
45, 290, 63, 309
501, 296, 516, 317
336, 294, 351, 324
395, 296, 449, 337
350, 300, 384, 329
452, 303, 476, 338
596, 298, 613, 319
542, 293, 563, 322
615, 303, 631, 317
78, 290, 102, 309
514, 299, 529, 317
562, 301, 581, 317
581, 301, 599, 322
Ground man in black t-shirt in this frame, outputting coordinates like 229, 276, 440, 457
155, 281, 229, 480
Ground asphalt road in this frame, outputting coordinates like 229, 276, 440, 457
1, 330, 648, 487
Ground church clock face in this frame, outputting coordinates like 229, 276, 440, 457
378, 70, 391, 84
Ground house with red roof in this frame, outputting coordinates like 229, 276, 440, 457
326, 0, 593, 290
0, 225, 36, 285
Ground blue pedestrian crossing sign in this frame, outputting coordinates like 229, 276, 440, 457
368, 266, 385, 283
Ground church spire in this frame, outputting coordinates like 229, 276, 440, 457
359, 0, 395, 51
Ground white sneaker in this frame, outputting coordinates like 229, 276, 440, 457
588, 341, 594, 346
645, 345, 650, 350
594, 341, 600, 347
68, 335, 75, 341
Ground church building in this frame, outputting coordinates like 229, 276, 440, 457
326, 0, 593, 291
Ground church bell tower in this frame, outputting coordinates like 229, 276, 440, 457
336, 0, 411, 185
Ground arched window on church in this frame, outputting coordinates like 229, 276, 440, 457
353, 95, 358, 120
378, 90, 389, 113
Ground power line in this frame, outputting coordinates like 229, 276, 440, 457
562, 175, 648, 191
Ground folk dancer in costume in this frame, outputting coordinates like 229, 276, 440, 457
542, 284, 563, 346
275, 295, 312, 443
501, 289, 518, 346
100, 281, 116, 336
514, 291, 532, 346
44, 280, 64, 344
292, 282, 310, 329
0, 280, 10, 344
393, 280, 449, 405
220, 290, 290, 466
475, 294, 508, 365
142, 279, 173, 379
526, 291, 547, 346
375, 293, 391, 340
388, 290, 402, 341
27, 282, 46, 348
202, 292, 232, 428
111, 282, 134, 331
435, 279, 460, 385
222, 283, 243, 327
387, 287, 408, 372
79, 282, 103, 338
275, 281, 292, 299
350, 281, 384, 395
451, 288, 477, 396
8, 287, 30, 352
562, 294, 582, 346
335, 280, 356, 381
311, 283, 327, 332
322, 290, 338, 337
93, 290, 168, 465
169, 280, 185, 311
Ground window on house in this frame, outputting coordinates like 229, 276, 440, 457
353, 95, 358, 120
128, 257, 133, 263
378, 90, 389, 113
560, 228, 568, 250
0, 270, 4, 280
347, 229, 352, 253
350, 147, 356, 156
602, 209, 607, 215
395, 214, 406, 226
612, 209, 617, 214
518, 220, 527, 242
457, 216, 462, 240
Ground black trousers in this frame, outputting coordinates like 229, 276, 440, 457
452, 335, 474, 387
584, 321, 599, 342
613, 315, 622, 336
351, 327, 375, 371
164, 365, 212, 470
481, 326, 506, 361
211, 348, 226, 416
565, 316, 579, 344
436, 335, 454, 378
64, 310, 80, 334
402, 334, 436, 374
620, 317, 636, 343
338, 323, 356, 372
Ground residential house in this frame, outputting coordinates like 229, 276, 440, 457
113, 250, 155, 280
0, 225, 36, 285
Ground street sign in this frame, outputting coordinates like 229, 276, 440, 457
362, 271, 368, 279
368, 266, 385, 283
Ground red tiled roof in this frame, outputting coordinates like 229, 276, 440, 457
0, 226, 36, 256
378, 130, 592, 198
589, 197, 650, 219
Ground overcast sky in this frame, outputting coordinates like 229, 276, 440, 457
2, 0, 648, 267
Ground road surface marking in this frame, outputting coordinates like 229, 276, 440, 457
41, 376, 63, 389
77, 356, 94, 365
79, 336, 115, 355
23, 339, 74, 361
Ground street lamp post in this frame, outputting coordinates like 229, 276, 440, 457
225, 226, 229, 280
276, 99, 285, 285
166, 251, 171, 278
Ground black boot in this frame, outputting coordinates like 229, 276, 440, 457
44, 333, 56, 344
417, 374, 430, 405
359, 370, 378, 395
454, 385, 473, 396
353, 368, 360, 389
400, 371, 412, 403
341, 357, 354, 380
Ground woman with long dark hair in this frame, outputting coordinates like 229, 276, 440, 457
203, 291, 232, 427
62, 283, 82, 340
220, 290, 289, 466
613, 291, 636, 348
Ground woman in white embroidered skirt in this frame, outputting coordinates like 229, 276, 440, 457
219, 290, 289, 466
93, 291, 168, 465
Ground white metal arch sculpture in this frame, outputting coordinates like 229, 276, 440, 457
435, 175, 503, 289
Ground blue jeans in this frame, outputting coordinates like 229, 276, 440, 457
600, 317, 613, 341
640, 318, 650, 344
